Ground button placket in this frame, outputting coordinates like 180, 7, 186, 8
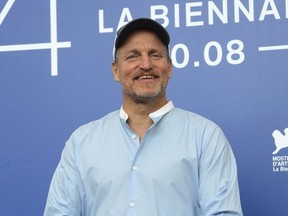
126, 129, 141, 213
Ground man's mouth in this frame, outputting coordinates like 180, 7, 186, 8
134, 75, 159, 80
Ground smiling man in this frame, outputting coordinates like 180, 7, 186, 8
113, 29, 171, 104
44, 18, 243, 216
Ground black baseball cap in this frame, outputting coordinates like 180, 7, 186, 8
114, 18, 170, 58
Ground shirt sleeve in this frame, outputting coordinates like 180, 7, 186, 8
198, 126, 243, 216
43, 136, 82, 216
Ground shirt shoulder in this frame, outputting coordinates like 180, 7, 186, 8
170, 107, 220, 130
69, 110, 120, 142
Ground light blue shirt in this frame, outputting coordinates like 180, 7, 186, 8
44, 101, 243, 216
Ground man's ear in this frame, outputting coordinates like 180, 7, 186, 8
112, 61, 120, 82
168, 58, 173, 79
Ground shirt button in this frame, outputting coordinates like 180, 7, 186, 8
132, 134, 137, 139
132, 165, 138, 170
129, 201, 135, 207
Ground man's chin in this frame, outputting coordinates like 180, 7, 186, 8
130, 92, 162, 104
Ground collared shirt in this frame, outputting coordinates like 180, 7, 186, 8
44, 101, 243, 216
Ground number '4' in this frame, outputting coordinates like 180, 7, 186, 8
0, 0, 71, 76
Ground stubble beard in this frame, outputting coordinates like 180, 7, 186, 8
123, 84, 164, 104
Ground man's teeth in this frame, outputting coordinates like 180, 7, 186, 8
138, 75, 154, 80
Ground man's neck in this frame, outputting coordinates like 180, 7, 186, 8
122, 97, 168, 142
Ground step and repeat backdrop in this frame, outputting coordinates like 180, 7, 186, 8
1, 0, 288, 215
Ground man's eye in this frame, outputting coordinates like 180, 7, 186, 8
151, 53, 161, 58
126, 54, 138, 60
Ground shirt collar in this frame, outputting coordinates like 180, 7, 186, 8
120, 101, 174, 123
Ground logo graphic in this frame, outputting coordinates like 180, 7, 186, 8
272, 128, 288, 155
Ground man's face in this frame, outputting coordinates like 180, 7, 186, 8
112, 30, 172, 104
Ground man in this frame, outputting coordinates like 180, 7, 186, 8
44, 18, 243, 215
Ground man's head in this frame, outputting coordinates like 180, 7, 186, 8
112, 18, 172, 105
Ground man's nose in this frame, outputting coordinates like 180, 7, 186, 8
139, 55, 153, 71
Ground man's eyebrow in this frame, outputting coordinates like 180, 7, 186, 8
122, 48, 164, 57
148, 48, 162, 53
123, 49, 141, 56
